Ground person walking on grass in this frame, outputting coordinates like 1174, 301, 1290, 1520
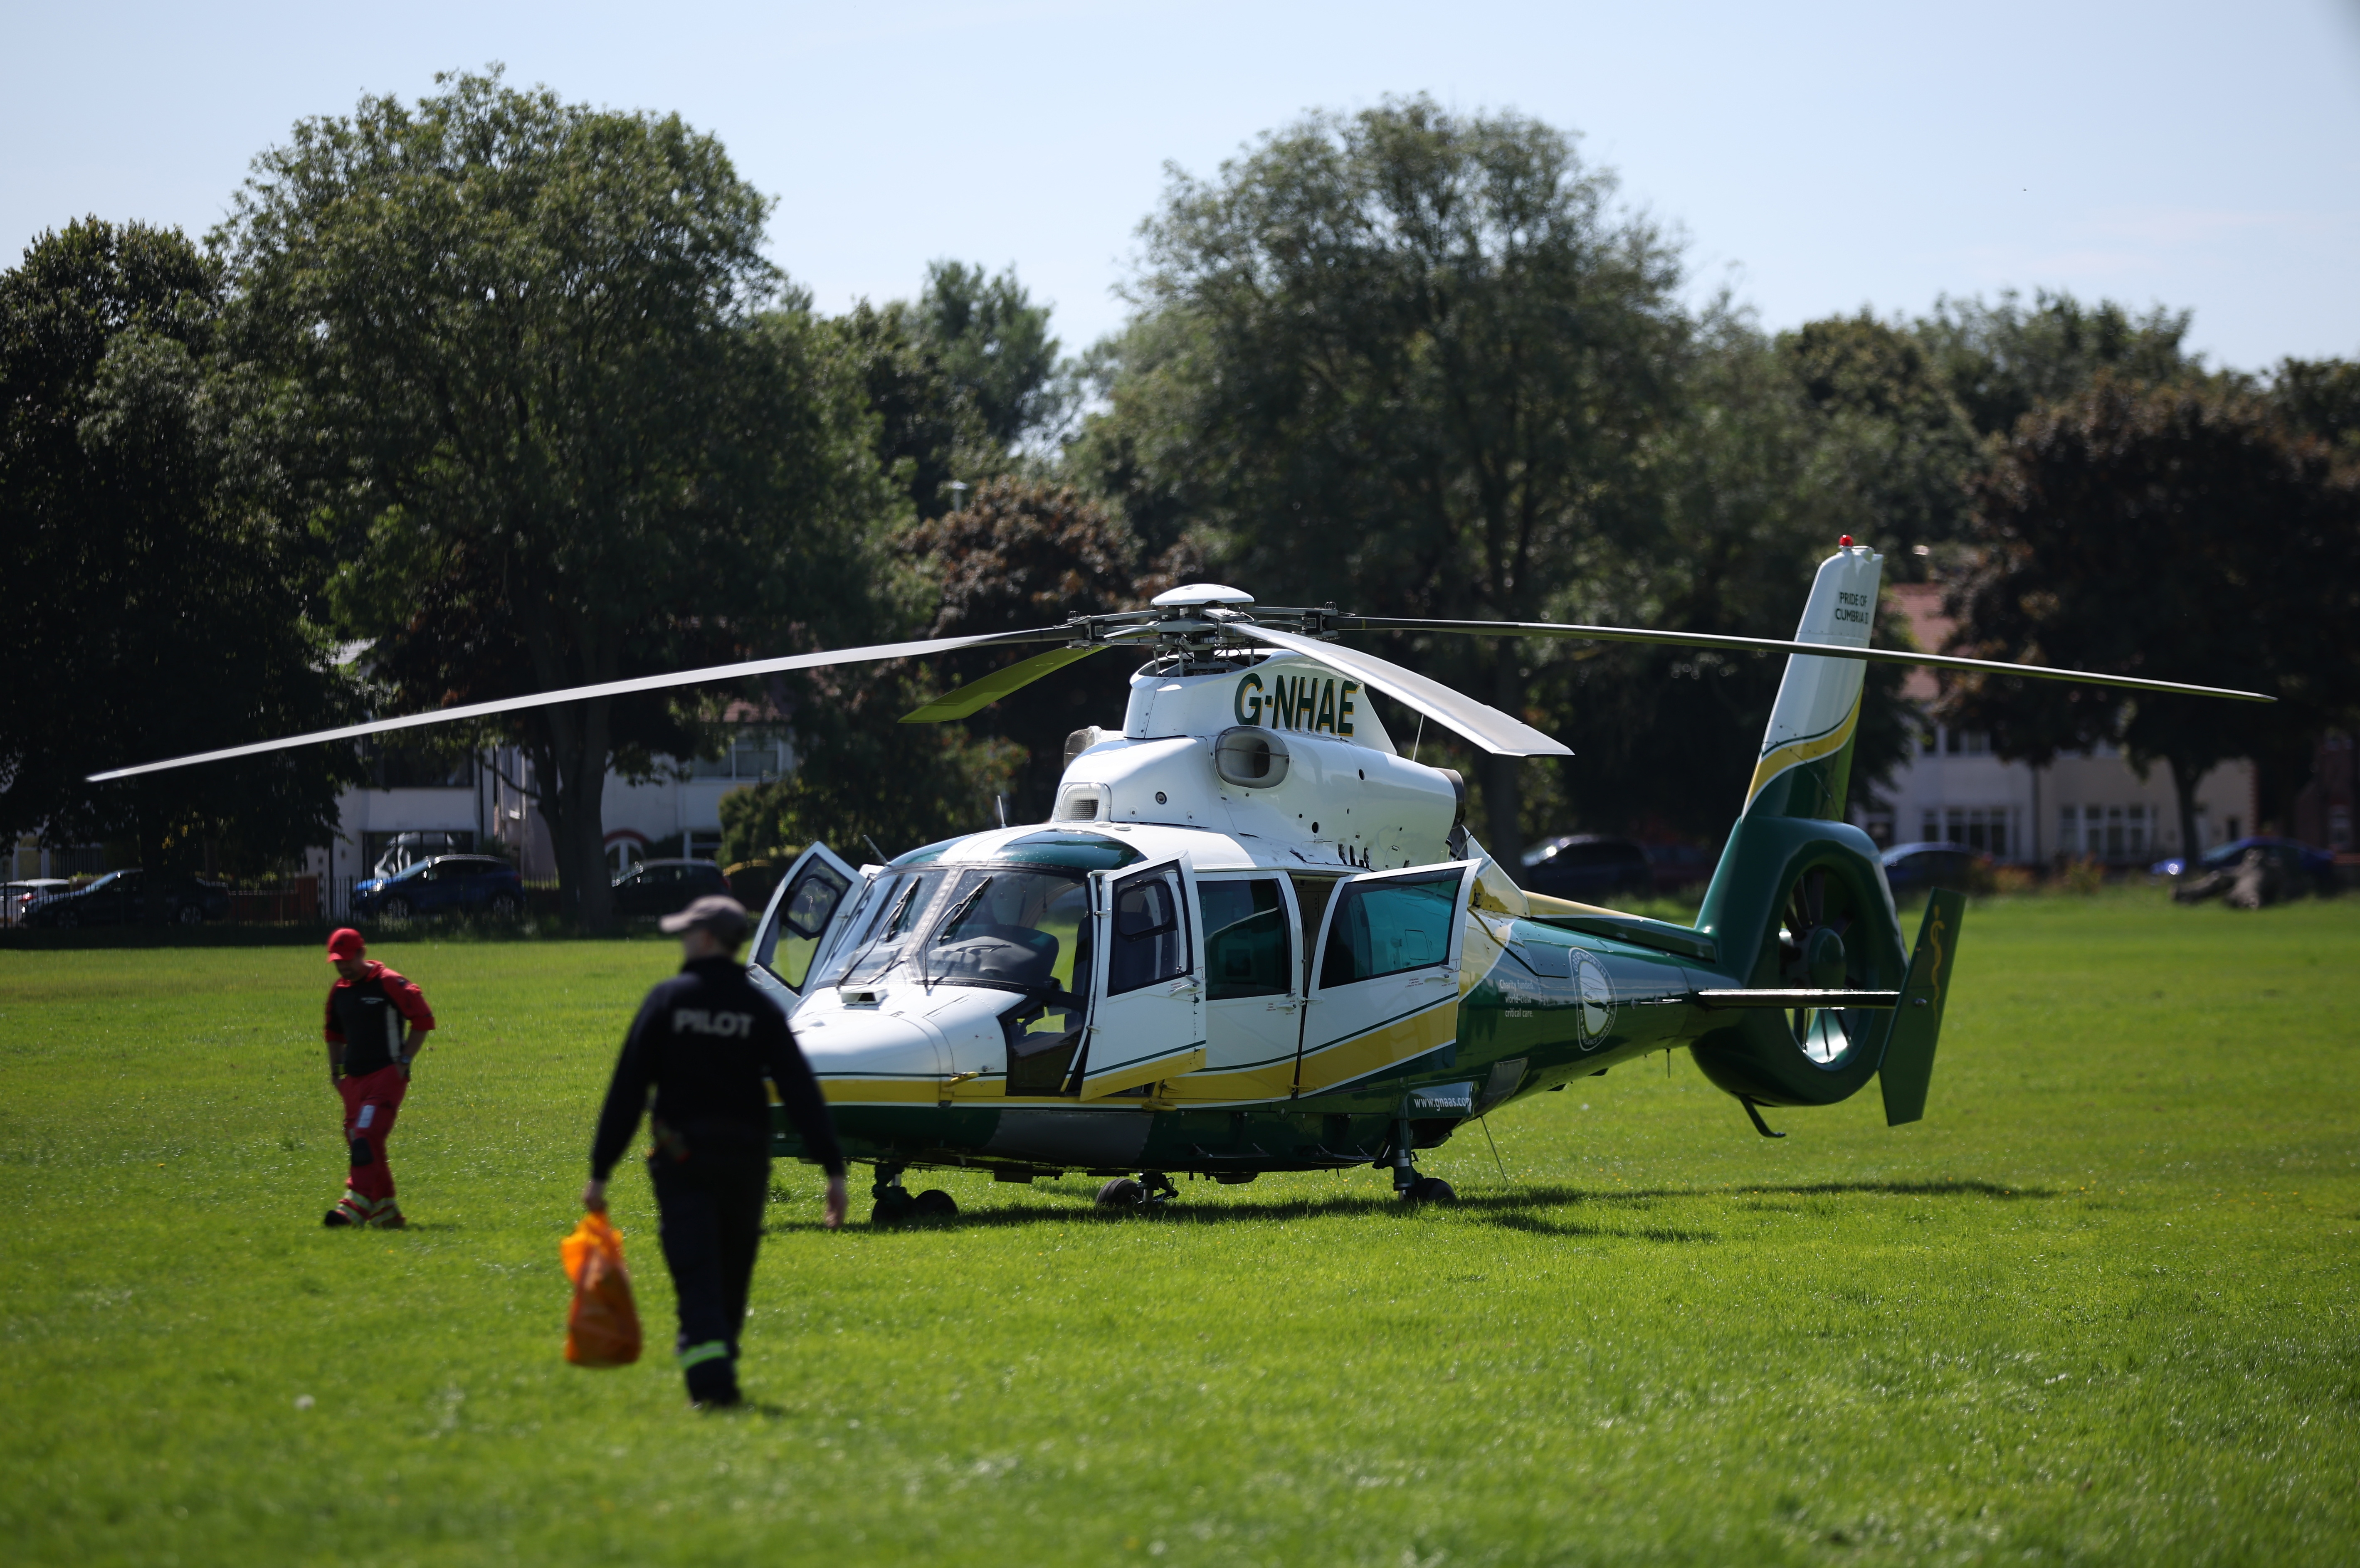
321, 927, 434, 1229
584, 895, 849, 1409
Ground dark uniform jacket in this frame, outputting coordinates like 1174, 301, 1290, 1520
590, 956, 845, 1180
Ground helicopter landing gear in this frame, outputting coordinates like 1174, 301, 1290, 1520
869, 1164, 914, 1225
1094, 1171, 1178, 1211
869, 1165, 960, 1226
1386, 1119, 1457, 1206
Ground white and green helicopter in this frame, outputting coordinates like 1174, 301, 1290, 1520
94, 544, 2265, 1220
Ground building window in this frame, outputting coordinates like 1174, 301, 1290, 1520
687, 727, 792, 782
2068, 804, 2152, 862
1939, 806, 2010, 858
1926, 806, 2020, 858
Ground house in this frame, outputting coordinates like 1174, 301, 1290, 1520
300, 724, 793, 884
1850, 585, 2254, 865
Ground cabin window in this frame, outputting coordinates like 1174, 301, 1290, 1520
1200, 878, 1291, 999
755, 860, 851, 989
1319, 873, 1458, 987
1106, 868, 1191, 996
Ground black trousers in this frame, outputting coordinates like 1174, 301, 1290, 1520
649, 1153, 768, 1399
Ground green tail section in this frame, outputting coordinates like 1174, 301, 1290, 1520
1877, 891, 1966, 1126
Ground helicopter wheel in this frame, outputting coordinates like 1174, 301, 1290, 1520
910, 1189, 958, 1222
1095, 1178, 1144, 1209
1400, 1176, 1457, 1206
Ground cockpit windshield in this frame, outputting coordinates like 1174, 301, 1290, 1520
820, 866, 1091, 997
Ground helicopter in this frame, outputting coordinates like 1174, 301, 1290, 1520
92, 542, 2267, 1221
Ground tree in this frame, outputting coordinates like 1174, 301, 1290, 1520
218, 70, 894, 927
1780, 312, 1982, 570
1075, 97, 1687, 860
0, 219, 352, 883
1529, 315, 1921, 844
1943, 374, 2360, 858
2273, 357, 2360, 469
839, 261, 1064, 520
1915, 290, 2201, 440
906, 478, 1195, 819
715, 673, 1018, 866
908, 261, 1065, 451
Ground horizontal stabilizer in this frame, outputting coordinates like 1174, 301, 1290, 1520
902, 644, 1112, 722
1695, 988, 1901, 1010
1879, 890, 1966, 1126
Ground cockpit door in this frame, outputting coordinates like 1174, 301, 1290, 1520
1076, 856, 1207, 1100
1296, 860, 1477, 1095
750, 843, 864, 1002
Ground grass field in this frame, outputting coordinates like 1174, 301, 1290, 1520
2, 890, 2356, 1566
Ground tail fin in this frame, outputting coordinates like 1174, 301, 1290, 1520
1877, 890, 1965, 1125
1743, 546, 1884, 822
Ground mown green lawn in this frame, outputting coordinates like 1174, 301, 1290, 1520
1, 891, 2355, 1567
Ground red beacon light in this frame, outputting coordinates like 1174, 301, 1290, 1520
1839, 535, 1854, 547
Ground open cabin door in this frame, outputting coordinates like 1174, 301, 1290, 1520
1296, 860, 1477, 1095
750, 843, 863, 1003
1076, 857, 1207, 1100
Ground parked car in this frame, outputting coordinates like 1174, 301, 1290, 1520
2151, 836, 2335, 894
1880, 841, 1992, 895
1519, 834, 1655, 904
370, 831, 474, 880
4, 878, 71, 926
22, 868, 230, 927
611, 858, 732, 918
1639, 841, 1717, 894
353, 855, 526, 922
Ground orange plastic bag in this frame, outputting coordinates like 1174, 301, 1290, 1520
561, 1212, 642, 1366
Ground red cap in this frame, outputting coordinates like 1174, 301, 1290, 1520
326, 927, 366, 962
1839, 535, 1854, 547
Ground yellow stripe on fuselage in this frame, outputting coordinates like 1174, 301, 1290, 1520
1744, 691, 1861, 809
811, 931, 1518, 1112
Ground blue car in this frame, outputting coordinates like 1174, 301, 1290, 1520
2151, 836, 2335, 893
353, 854, 526, 922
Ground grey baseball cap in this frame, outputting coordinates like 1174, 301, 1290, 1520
660, 893, 750, 944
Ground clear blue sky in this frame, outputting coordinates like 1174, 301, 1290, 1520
5, 0, 2357, 370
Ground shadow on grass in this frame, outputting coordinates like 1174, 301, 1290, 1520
768, 1176, 2051, 1238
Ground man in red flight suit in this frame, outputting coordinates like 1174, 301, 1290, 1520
320, 927, 435, 1228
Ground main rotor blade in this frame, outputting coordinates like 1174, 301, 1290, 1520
85, 626, 1073, 783
1234, 624, 1573, 757
1338, 616, 2273, 703
901, 642, 1121, 723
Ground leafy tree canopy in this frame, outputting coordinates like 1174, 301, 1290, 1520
218, 68, 898, 925
1916, 289, 2202, 439
1073, 96, 1689, 859
1942, 374, 2360, 855
0, 218, 352, 877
